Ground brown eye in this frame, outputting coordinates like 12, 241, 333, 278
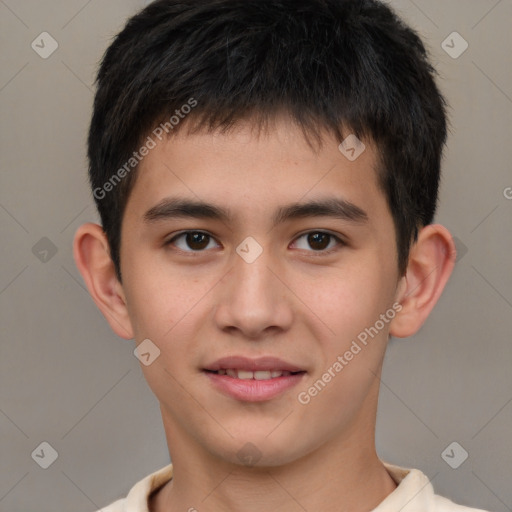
167, 231, 218, 252
292, 231, 344, 254
307, 232, 331, 251
185, 232, 210, 250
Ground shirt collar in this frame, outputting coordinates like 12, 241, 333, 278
374, 463, 436, 512
123, 462, 435, 512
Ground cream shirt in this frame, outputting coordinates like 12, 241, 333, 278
96, 462, 489, 512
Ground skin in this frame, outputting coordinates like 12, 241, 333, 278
74, 116, 456, 512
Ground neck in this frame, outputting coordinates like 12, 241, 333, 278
151, 411, 397, 512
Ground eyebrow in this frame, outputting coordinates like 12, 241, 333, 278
143, 196, 369, 226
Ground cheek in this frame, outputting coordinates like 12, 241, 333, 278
304, 264, 394, 342
122, 252, 191, 337
122, 260, 215, 376
123, 278, 172, 340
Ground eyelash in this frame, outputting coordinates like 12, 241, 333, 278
165, 230, 346, 256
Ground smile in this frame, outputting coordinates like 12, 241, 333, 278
207, 369, 299, 380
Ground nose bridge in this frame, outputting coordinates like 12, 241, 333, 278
214, 240, 291, 337
231, 241, 278, 307
237, 246, 273, 289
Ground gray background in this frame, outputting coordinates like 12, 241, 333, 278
1, 0, 511, 511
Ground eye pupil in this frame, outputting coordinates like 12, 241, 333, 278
173, 231, 337, 254
308, 233, 330, 251
187, 232, 209, 250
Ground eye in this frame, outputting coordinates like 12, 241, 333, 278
165, 230, 345, 255
291, 231, 344, 254
166, 231, 220, 252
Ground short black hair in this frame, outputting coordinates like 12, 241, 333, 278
88, 0, 447, 281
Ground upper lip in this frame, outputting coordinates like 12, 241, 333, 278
204, 356, 305, 373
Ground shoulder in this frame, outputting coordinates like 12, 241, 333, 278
432, 494, 491, 512
94, 498, 125, 511
381, 462, 491, 512
93, 463, 174, 512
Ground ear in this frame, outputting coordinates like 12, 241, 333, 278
73, 223, 134, 340
390, 224, 456, 338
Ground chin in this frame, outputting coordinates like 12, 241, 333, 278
209, 431, 311, 469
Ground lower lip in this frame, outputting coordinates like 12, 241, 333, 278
204, 371, 305, 402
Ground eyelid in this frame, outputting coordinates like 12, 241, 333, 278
165, 230, 221, 252
291, 230, 346, 254
165, 230, 346, 254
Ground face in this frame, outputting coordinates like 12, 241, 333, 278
118, 117, 404, 467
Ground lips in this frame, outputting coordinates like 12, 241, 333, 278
203, 356, 306, 402
214, 369, 293, 380
204, 355, 305, 373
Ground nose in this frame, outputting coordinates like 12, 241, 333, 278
213, 245, 293, 340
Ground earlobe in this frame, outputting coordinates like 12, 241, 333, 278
73, 223, 134, 340
390, 224, 456, 338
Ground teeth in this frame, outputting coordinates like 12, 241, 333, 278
216, 369, 294, 380
254, 371, 272, 380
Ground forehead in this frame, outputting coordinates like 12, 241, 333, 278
125, 117, 389, 229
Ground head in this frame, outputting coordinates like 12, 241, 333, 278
87, 0, 448, 282
75, 0, 455, 469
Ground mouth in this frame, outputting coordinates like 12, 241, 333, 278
203, 356, 307, 402
204, 369, 304, 380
